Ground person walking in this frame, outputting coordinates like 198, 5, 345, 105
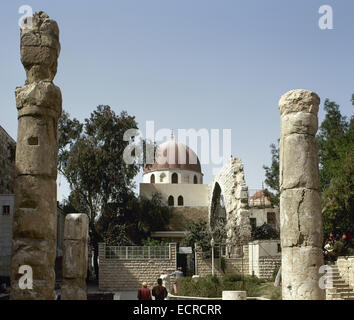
152, 278, 168, 300
169, 267, 184, 294
137, 282, 152, 300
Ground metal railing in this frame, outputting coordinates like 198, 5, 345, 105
105, 245, 170, 260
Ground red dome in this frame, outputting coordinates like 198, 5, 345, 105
144, 139, 202, 174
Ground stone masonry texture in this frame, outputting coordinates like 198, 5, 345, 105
10, 11, 62, 300
209, 157, 251, 256
279, 89, 325, 300
98, 243, 178, 291
61, 214, 89, 300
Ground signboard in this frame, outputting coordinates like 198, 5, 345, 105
179, 247, 192, 254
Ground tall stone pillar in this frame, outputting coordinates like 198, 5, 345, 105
10, 11, 62, 300
61, 214, 89, 300
278, 89, 325, 300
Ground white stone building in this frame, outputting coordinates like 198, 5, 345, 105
140, 138, 208, 208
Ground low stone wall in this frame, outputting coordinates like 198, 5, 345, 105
195, 244, 279, 279
194, 245, 249, 277
98, 243, 177, 291
337, 256, 354, 288
257, 257, 281, 279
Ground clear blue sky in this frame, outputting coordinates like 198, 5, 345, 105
0, 0, 353, 200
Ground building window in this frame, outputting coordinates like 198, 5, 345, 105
193, 175, 198, 184
178, 196, 184, 206
2, 205, 10, 215
277, 243, 281, 253
150, 174, 155, 184
168, 196, 174, 206
267, 212, 276, 225
171, 173, 178, 184
250, 218, 257, 230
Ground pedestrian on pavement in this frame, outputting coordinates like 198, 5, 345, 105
152, 278, 168, 300
137, 282, 152, 300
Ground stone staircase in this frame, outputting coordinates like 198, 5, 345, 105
326, 264, 354, 300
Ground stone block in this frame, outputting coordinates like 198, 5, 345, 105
16, 81, 62, 113
61, 278, 86, 300
15, 117, 58, 177
280, 188, 322, 248
281, 246, 325, 300
63, 239, 88, 279
278, 90, 320, 116
281, 112, 318, 136
64, 214, 89, 241
12, 176, 57, 240
280, 134, 320, 190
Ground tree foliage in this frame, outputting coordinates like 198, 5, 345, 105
263, 141, 280, 207
251, 223, 280, 240
182, 219, 226, 252
58, 106, 172, 277
317, 99, 354, 236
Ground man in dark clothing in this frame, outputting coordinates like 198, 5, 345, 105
137, 282, 152, 300
152, 278, 168, 300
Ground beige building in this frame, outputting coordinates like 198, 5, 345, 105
248, 190, 280, 231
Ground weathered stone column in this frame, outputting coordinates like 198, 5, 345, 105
61, 214, 89, 300
10, 11, 62, 300
278, 89, 325, 300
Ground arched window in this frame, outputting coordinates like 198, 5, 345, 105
193, 175, 198, 184
178, 196, 184, 206
168, 196, 174, 206
171, 173, 178, 184
150, 174, 155, 184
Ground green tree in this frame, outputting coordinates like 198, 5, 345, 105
252, 223, 280, 240
58, 105, 141, 278
263, 141, 280, 206
96, 193, 172, 246
318, 99, 354, 236
182, 219, 226, 252
182, 220, 212, 252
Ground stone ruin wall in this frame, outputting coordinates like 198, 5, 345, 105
209, 157, 251, 254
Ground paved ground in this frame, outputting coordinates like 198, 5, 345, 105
114, 291, 139, 300
87, 283, 154, 300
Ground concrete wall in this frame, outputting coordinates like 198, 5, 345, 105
0, 126, 15, 194
140, 183, 209, 207
248, 240, 281, 278
98, 243, 177, 291
337, 256, 354, 288
0, 194, 14, 277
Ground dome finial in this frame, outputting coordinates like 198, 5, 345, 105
171, 129, 174, 140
